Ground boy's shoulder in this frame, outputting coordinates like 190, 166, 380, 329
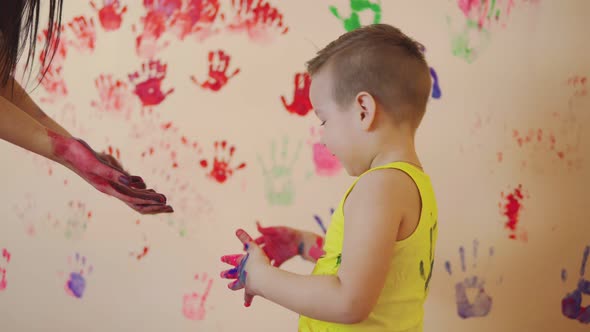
347, 166, 418, 210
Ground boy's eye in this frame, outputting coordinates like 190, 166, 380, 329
320, 121, 326, 126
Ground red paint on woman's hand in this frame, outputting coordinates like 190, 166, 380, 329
48, 131, 173, 214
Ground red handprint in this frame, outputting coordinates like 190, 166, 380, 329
39, 66, 68, 103
143, 0, 183, 18
67, 16, 96, 54
37, 23, 67, 70
281, 72, 312, 116
134, 11, 171, 58
191, 50, 240, 92
170, 0, 222, 40
199, 140, 246, 184
90, 0, 128, 31
91, 74, 134, 118
182, 273, 214, 320
128, 59, 174, 107
225, 0, 289, 43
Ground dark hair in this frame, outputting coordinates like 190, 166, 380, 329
0, 0, 64, 86
306, 24, 431, 127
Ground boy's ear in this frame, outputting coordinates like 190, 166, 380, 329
355, 92, 376, 131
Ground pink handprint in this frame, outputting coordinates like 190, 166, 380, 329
37, 23, 68, 70
39, 66, 68, 103
90, 0, 128, 31
128, 59, 174, 107
91, 74, 134, 118
308, 127, 342, 176
182, 273, 214, 320
134, 11, 171, 58
225, 0, 289, 43
199, 140, 246, 184
191, 50, 240, 92
67, 16, 96, 54
170, 0, 222, 40
0, 249, 11, 291
281, 72, 312, 116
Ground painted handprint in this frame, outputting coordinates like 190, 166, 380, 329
128, 59, 175, 107
64, 253, 93, 299
91, 74, 134, 119
199, 140, 246, 184
308, 127, 341, 176
329, 0, 382, 32
182, 273, 214, 320
0, 249, 11, 291
257, 136, 302, 206
225, 0, 289, 43
63, 200, 93, 240
134, 11, 171, 59
561, 245, 590, 324
38, 66, 68, 104
445, 239, 494, 319
37, 23, 68, 70
90, 0, 128, 31
170, 0, 222, 40
191, 50, 240, 92
281, 72, 312, 116
67, 16, 96, 54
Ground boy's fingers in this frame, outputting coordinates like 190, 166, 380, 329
228, 279, 244, 291
244, 293, 254, 307
220, 268, 239, 279
236, 229, 254, 246
221, 254, 242, 266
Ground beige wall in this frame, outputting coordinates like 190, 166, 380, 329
0, 0, 589, 331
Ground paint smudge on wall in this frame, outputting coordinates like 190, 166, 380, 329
191, 50, 240, 92
308, 127, 341, 177
499, 184, 528, 241
281, 72, 313, 116
163, 191, 214, 237
64, 253, 93, 299
224, 0, 289, 43
183, 273, 214, 320
128, 59, 175, 108
129, 232, 150, 260
445, 240, 495, 319
36, 23, 69, 104
447, 0, 540, 63
48, 201, 93, 240
12, 193, 41, 236
90, 0, 128, 31
0, 249, 11, 291
257, 136, 302, 206
200, 140, 246, 184
562, 245, 590, 324
418, 45, 442, 99
329, 0, 382, 32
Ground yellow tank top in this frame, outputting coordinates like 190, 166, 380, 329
298, 161, 438, 332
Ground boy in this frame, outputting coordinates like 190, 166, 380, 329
221, 23, 438, 332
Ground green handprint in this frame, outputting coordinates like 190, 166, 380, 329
447, 16, 491, 64
329, 0, 382, 32
257, 137, 302, 206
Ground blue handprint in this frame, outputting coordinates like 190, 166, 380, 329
562, 245, 590, 324
445, 239, 493, 319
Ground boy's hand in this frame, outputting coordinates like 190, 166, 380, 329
254, 221, 303, 267
50, 132, 173, 214
220, 229, 270, 307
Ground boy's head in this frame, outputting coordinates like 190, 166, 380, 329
307, 24, 431, 175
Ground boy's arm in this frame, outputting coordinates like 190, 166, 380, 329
253, 169, 409, 323
0, 78, 72, 137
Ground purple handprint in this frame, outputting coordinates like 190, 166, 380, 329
562, 245, 590, 324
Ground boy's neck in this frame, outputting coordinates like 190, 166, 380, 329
369, 136, 422, 171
